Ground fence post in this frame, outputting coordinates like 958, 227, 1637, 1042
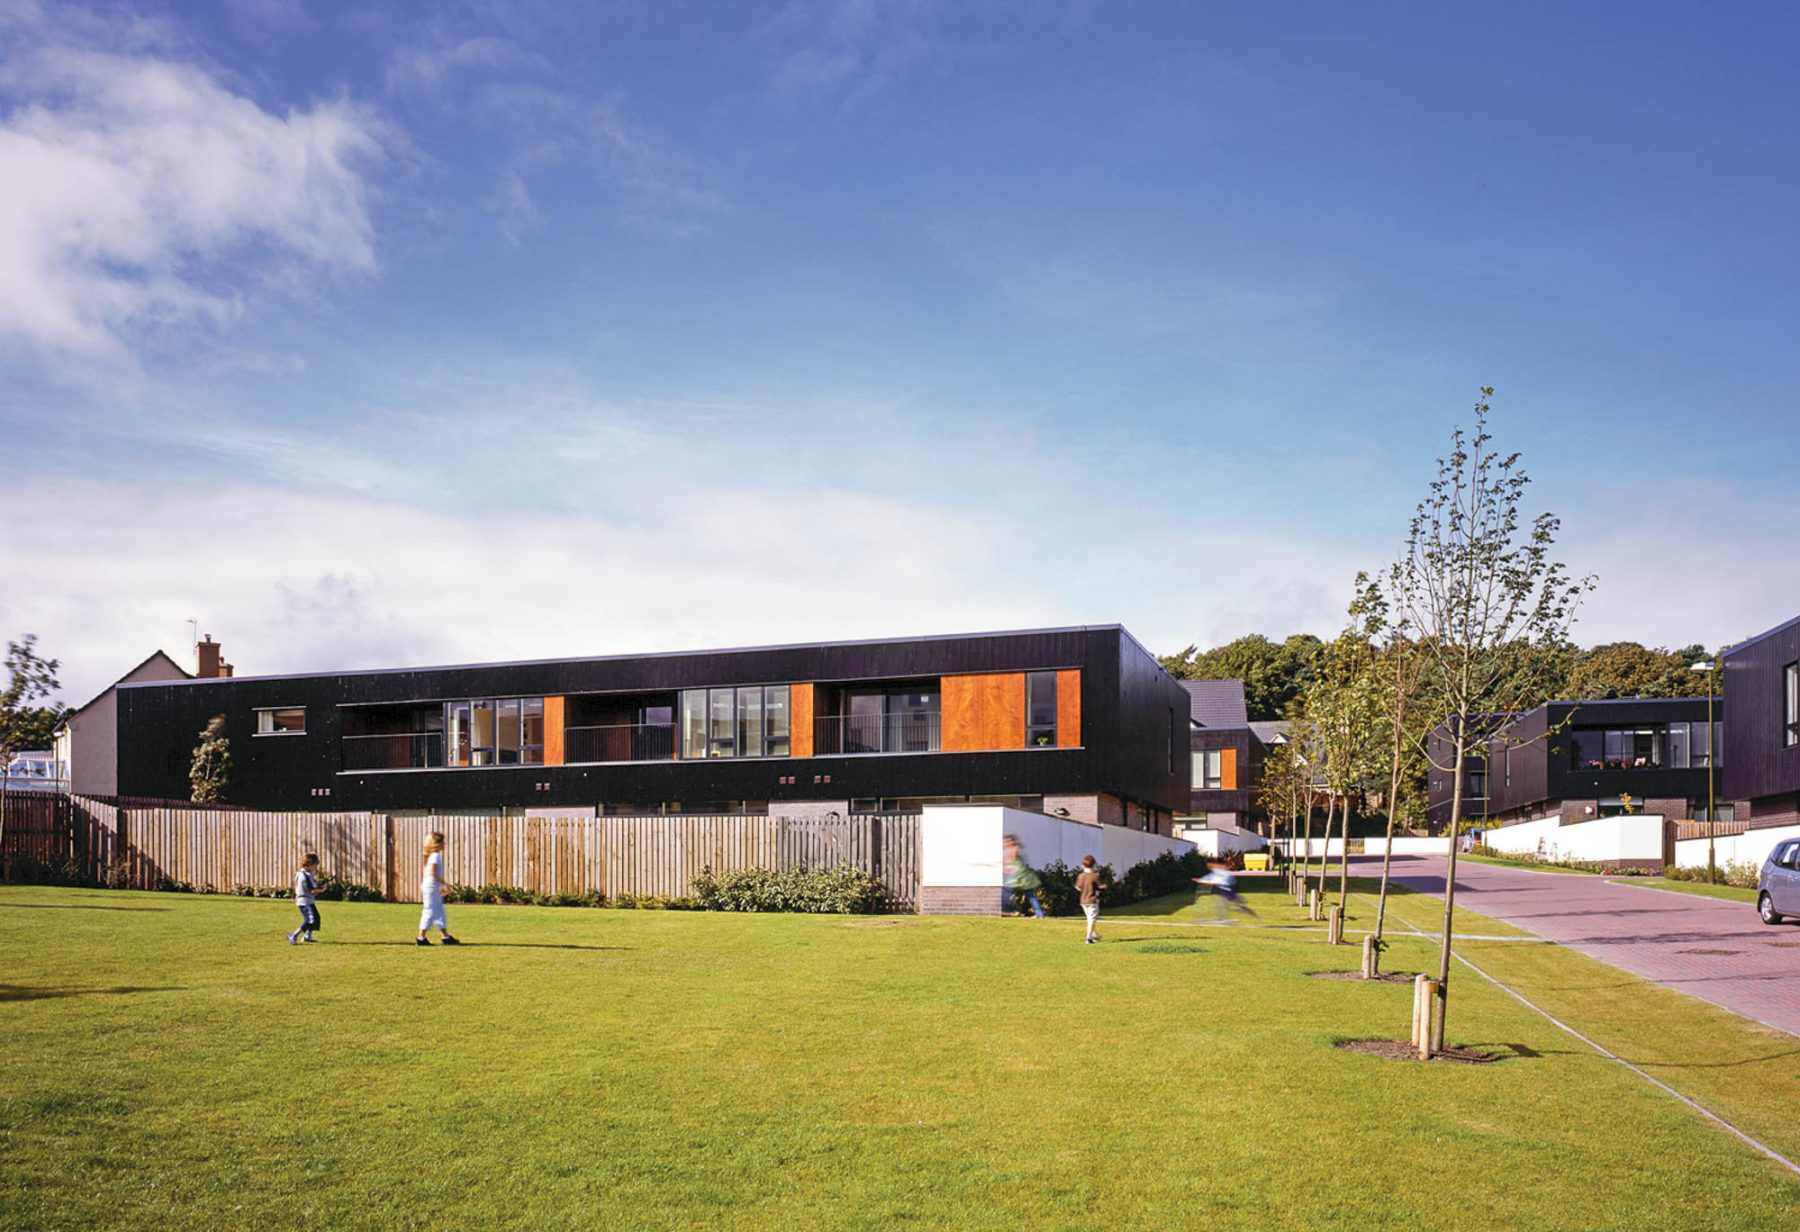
381, 814, 396, 902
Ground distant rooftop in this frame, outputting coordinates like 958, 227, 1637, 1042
1182, 679, 1248, 728
1250, 720, 1289, 745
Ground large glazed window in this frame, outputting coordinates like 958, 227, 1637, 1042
1026, 672, 1057, 747
1192, 749, 1223, 790
1786, 663, 1798, 748
681, 685, 795, 759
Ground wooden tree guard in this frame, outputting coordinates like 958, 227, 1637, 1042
1413, 975, 1439, 1060
1307, 888, 1321, 920
1327, 904, 1344, 945
1361, 934, 1379, 978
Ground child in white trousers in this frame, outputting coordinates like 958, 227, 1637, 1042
416, 831, 460, 946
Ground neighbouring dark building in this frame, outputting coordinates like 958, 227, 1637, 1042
1723, 613, 1800, 832
1177, 679, 1280, 837
114, 626, 1190, 831
1426, 697, 1727, 830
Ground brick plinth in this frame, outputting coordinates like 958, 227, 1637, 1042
920, 886, 1004, 916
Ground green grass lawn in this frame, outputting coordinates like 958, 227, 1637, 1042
4, 880, 1798, 1231
1615, 878, 1760, 904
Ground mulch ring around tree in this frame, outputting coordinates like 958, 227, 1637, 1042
1307, 970, 1421, 984
1336, 1039, 1496, 1064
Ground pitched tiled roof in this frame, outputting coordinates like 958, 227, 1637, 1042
1182, 679, 1248, 728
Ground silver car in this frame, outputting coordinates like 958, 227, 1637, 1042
1757, 839, 1800, 925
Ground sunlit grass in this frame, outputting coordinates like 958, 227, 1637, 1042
2, 881, 1796, 1230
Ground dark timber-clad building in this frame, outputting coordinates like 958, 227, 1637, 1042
115, 626, 1190, 830
1723, 613, 1800, 832
1426, 697, 1727, 829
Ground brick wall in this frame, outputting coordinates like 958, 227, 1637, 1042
1750, 793, 1800, 831
920, 886, 1003, 916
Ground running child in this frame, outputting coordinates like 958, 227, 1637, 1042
288, 853, 322, 945
1194, 860, 1257, 923
416, 831, 460, 946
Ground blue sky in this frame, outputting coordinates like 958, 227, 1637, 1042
3, 0, 1798, 702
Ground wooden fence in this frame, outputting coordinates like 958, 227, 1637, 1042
1, 797, 920, 910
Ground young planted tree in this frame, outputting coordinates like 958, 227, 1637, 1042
190, 716, 232, 804
1308, 621, 1388, 928
1359, 569, 1433, 970
1398, 389, 1592, 1046
1256, 728, 1311, 894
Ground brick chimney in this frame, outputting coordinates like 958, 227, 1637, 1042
196, 635, 228, 679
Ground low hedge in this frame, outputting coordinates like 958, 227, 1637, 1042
690, 865, 884, 914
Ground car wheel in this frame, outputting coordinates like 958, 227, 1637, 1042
1759, 893, 1784, 926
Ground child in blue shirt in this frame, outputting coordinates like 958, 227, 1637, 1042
288, 853, 323, 945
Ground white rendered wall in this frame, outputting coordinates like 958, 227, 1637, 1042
1271, 839, 1346, 857
1484, 815, 1665, 863
919, 805, 1194, 889
1364, 837, 1454, 856
1675, 824, 1800, 872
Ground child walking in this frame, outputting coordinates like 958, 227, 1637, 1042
288, 853, 322, 945
1075, 854, 1107, 944
416, 831, 460, 946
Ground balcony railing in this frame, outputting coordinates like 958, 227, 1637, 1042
565, 722, 677, 764
814, 713, 941, 756
342, 732, 445, 771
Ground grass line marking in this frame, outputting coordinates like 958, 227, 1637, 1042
1357, 893, 1800, 1180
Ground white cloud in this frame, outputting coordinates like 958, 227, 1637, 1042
0, 476, 1051, 705
0, 14, 388, 367
763, 0, 946, 108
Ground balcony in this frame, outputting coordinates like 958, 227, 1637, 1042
565, 722, 677, 764
814, 713, 941, 756
342, 732, 445, 771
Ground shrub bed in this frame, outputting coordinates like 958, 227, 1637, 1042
689, 865, 884, 914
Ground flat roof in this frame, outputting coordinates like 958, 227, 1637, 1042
117, 623, 1141, 690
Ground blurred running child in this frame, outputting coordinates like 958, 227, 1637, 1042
416, 831, 460, 946
288, 853, 322, 945
1194, 860, 1257, 923
1003, 834, 1045, 918
1075, 854, 1107, 944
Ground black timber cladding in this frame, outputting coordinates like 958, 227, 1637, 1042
115, 626, 1191, 814
1426, 698, 1721, 826
1723, 614, 1800, 805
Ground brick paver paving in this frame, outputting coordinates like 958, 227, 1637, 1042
1369, 855, 1800, 1037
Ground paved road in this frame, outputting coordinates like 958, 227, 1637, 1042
1361, 854, 1800, 1037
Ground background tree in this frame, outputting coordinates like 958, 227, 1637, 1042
1307, 621, 1388, 920
190, 716, 232, 804
1399, 390, 1592, 1049
1158, 633, 1324, 720
1, 636, 63, 838
1564, 641, 1711, 700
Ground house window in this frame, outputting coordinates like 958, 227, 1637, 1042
680, 685, 793, 759
1027, 672, 1058, 747
1786, 663, 1798, 748
445, 698, 545, 767
1465, 771, 1487, 800
1192, 749, 1223, 790
255, 707, 305, 735
1692, 802, 1737, 824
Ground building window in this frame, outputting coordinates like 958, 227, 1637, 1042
1665, 721, 1723, 770
1786, 662, 1798, 748
1027, 672, 1057, 747
681, 685, 793, 759
1692, 801, 1737, 825
1465, 771, 1487, 800
1571, 727, 1669, 770
1192, 749, 1223, 790
255, 707, 305, 735
445, 698, 544, 767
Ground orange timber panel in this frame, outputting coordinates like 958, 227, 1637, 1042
1221, 747, 1238, 791
1055, 669, 1082, 748
544, 696, 565, 766
942, 672, 1026, 752
790, 684, 814, 758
